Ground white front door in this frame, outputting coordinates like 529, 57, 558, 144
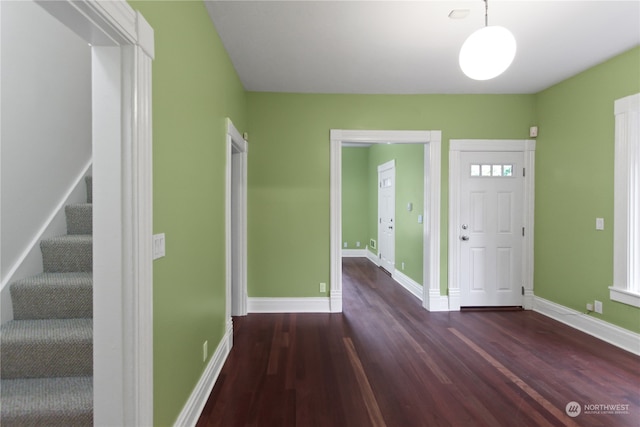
459, 151, 524, 306
378, 160, 395, 273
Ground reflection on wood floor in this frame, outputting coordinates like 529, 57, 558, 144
197, 257, 640, 427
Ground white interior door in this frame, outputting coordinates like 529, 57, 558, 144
378, 160, 395, 273
459, 152, 524, 306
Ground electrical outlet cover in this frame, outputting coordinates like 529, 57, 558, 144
594, 300, 603, 314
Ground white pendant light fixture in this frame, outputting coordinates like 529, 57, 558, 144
459, 0, 516, 80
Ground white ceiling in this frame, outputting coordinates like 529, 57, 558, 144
204, 1, 640, 94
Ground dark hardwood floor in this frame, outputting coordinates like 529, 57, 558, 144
196, 258, 640, 427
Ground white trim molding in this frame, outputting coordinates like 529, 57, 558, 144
342, 249, 368, 257
34, 1, 156, 425
425, 289, 450, 312
173, 322, 233, 427
611, 92, 640, 308
366, 248, 380, 266
330, 129, 442, 313
248, 298, 331, 313
448, 139, 536, 311
609, 287, 640, 308
534, 297, 640, 356
225, 119, 248, 317
394, 270, 423, 301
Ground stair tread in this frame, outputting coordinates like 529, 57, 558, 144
41, 234, 92, 244
1, 376, 92, 426
12, 272, 92, 286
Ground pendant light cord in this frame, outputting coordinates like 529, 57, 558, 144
484, 0, 489, 27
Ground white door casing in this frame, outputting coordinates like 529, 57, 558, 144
330, 130, 445, 313
378, 160, 395, 273
459, 151, 524, 306
226, 118, 248, 321
449, 140, 535, 311
32, 1, 155, 425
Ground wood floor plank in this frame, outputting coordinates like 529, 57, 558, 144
343, 337, 387, 427
196, 258, 640, 426
449, 327, 579, 427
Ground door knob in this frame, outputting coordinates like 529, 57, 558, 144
460, 235, 469, 241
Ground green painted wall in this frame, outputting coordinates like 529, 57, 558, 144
129, 1, 247, 425
534, 46, 640, 333
247, 93, 536, 298
342, 147, 369, 250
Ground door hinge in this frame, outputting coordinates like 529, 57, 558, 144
522, 227, 525, 237
379, 218, 382, 224
523, 168, 526, 177
521, 286, 525, 296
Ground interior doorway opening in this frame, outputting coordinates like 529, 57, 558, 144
330, 129, 446, 313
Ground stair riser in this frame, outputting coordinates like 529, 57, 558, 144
11, 286, 92, 320
65, 204, 92, 235
85, 176, 92, 204
1, 342, 92, 379
41, 240, 92, 273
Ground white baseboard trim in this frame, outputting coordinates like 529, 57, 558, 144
341, 249, 367, 257
393, 270, 423, 301
533, 296, 640, 356
330, 290, 343, 313
424, 290, 450, 312
448, 288, 461, 311
173, 321, 233, 427
366, 249, 380, 266
248, 297, 331, 313
523, 289, 535, 310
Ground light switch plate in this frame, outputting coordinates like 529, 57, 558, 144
596, 218, 604, 231
153, 233, 166, 259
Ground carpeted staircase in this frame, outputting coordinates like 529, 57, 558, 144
1, 176, 93, 426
